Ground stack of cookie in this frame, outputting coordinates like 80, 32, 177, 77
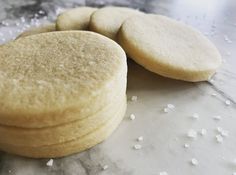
0, 31, 127, 158
0, 6, 222, 158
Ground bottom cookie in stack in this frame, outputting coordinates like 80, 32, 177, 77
0, 95, 127, 158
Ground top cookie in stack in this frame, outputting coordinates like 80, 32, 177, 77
1, 31, 127, 128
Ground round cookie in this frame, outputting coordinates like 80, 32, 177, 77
0, 91, 126, 147
16, 23, 56, 39
118, 14, 222, 82
89, 6, 143, 40
0, 31, 127, 128
56, 7, 97, 31
0, 98, 127, 158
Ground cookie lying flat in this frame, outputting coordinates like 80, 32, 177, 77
118, 15, 222, 82
0, 99, 127, 158
89, 6, 143, 40
0, 31, 127, 128
56, 7, 97, 31
16, 23, 55, 39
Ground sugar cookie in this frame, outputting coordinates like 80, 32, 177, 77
118, 15, 221, 82
56, 7, 97, 31
89, 6, 143, 40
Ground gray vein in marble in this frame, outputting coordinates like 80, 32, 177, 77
208, 82, 236, 105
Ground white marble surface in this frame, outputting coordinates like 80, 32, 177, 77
0, 0, 236, 175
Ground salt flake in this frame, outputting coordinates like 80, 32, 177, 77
130, 114, 136, 120
216, 127, 223, 133
102, 165, 109, 170
191, 158, 199, 166
200, 129, 207, 136
191, 113, 199, 120
46, 159, 53, 166
216, 135, 223, 143
137, 136, 143, 142
209, 79, 214, 83
187, 129, 197, 139
213, 115, 222, 121
38, 10, 45, 14
211, 93, 217, 97
225, 100, 231, 106
131, 96, 138, 101
167, 104, 175, 109
159, 172, 168, 175
221, 130, 229, 137
163, 107, 169, 113
133, 144, 142, 150
184, 143, 190, 148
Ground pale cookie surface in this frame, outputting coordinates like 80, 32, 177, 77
56, 7, 97, 31
0, 99, 127, 158
89, 6, 143, 40
0, 31, 127, 128
118, 14, 222, 82
16, 23, 56, 39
